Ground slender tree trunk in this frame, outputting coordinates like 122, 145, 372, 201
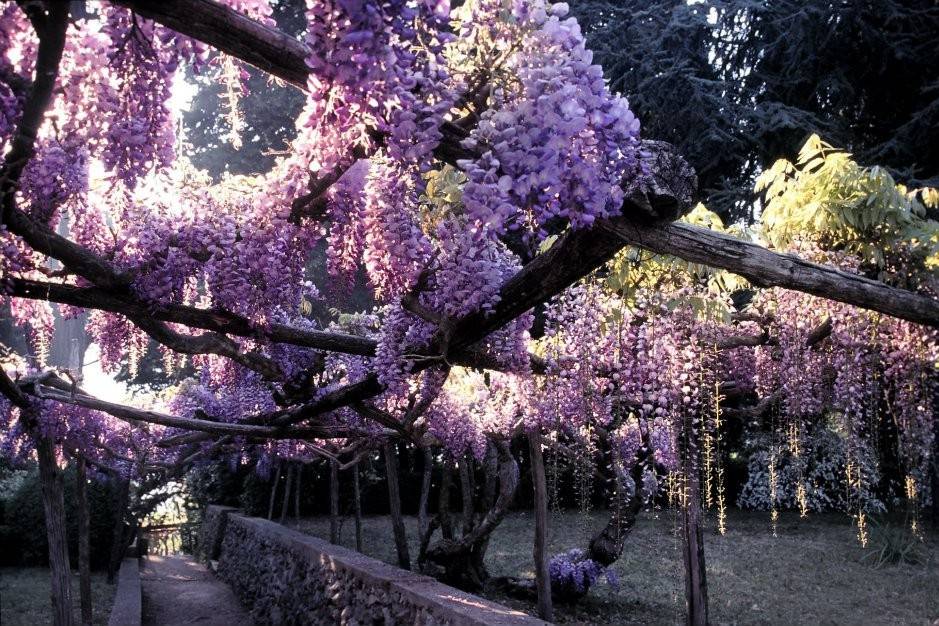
528, 431, 553, 621
280, 463, 294, 524
459, 454, 474, 535
76, 458, 92, 626
107, 477, 130, 584
384, 441, 411, 570
439, 458, 454, 540
294, 463, 302, 521
931, 415, 939, 528
267, 463, 281, 520
681, 420, 709, 626
329, 459, 340, 544
352, 461, 363, 552
37, 436, 74, 626
418, 448, 433, 539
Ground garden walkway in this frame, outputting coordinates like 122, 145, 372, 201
140, 554, 252, 626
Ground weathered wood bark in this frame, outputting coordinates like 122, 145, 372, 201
931, 414, 939, 529
24, 384, 375, 440
459, 455, 475, 535
76, 458, 92, 626
329, 459, 340, 544
280, 463, 294, 524
679, 417, 709, 626
11, 278, 529, 373
352, 461, 363, 552
528, 431, 553, 621
37, 436, 74, 626
107, 477, 130, 584
438, 459, 454, 541
115, 0, 309, 88
424, 441, 519, 590
681, 474, 709, 626
606, 220, 939, 329
418, 448, 433, 540
384, 441, 411, 570
294, 463, 302, 521
267, 463, 281, 520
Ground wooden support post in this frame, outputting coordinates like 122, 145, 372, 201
280, 463, 294, 524
267, 463, 281, 520
76, 458, 92, 626
459, 455, 474, 535
353, 461, 363, 552
418, 448, 432, 539
529, 430, 553, 621
931, 415, 939, 529
294, 463, 302, 521
37, 436, 74, 626
681, 417, 709, 626
107, 477, 130, 584
384, 441, 411, 570
330, 459, 340, 544
439, 458, 454, 540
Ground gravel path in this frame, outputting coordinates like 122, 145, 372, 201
141, 554, 253, 626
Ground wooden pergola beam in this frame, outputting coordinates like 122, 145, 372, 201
605, 221, 939, 329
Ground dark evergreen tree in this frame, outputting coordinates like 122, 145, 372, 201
571, 0, 939, 220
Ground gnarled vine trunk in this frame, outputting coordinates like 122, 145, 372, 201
422, 440, 519, 590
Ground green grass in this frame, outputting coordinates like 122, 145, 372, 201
0, 567, 115, 626
294, 509, 939, 625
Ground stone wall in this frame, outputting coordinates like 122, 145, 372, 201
107, 557, 142, 626
198, 504, 238, 564
204, 506, 546, 626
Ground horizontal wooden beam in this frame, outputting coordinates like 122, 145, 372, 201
605, 221, 939, 329
114, 0, 309, 88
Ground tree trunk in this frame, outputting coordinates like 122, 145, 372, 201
294, 463, 302, 521
37, 436, 74, 626
329, 459, 340, 544
459, 454, 475, 535
280, 463, 294, 524
529, 431, 553, 621
438, 458, 454, 540
681, 420, 709, 626
76, 458, 92, 626
418, 448, 433, 540
267, 463, 281, 520
424, 441, 518, 590
352, 461, 363, 552
107, 477, 130, 584
931, 414, 939, 529
384, 441, 411, 570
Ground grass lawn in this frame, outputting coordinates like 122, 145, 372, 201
295, 509, 939, 625
0, 567, 115, 626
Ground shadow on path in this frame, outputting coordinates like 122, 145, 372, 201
141, 555, 253, 626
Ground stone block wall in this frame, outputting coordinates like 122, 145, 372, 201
198, 504, 238, 564
107, 557, 142, 626
204, 506, 545, 626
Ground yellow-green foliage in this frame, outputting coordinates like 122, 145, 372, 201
757, 134, 939, 271
602, 135, 937, 315
419, 165, 467, 233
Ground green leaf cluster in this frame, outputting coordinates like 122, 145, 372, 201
757, 134, 939, 275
